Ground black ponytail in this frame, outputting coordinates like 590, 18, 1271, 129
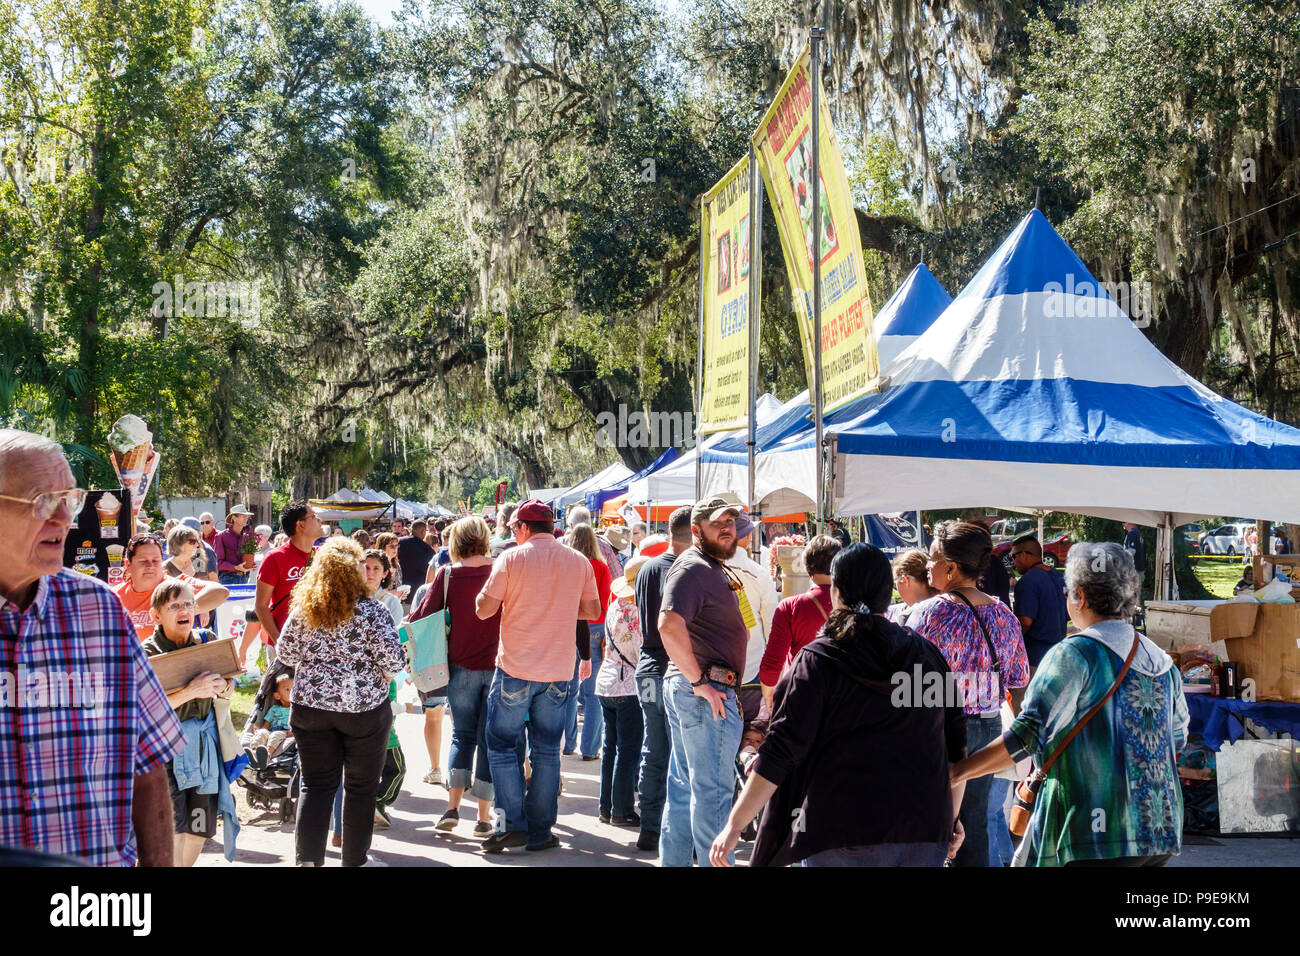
823, 544, 894, 643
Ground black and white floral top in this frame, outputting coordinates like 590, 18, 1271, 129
276, 598, 407, 713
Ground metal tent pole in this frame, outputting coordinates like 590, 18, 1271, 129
747, 142, 763, 562
810, 28, 825, 536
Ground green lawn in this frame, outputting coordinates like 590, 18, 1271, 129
1188, 555, 1246, 600
231, 685, 257, 730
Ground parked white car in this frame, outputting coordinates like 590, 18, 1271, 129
1198, 523, 1254, 556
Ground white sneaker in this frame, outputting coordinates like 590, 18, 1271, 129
423, 769, 444, 787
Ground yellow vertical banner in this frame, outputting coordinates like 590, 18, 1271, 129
698, 154, 752, 434
753, 49, 878, 412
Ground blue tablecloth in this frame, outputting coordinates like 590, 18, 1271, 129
1185, 694, 1300, 752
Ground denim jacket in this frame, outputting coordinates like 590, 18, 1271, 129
174, 708, 240, 861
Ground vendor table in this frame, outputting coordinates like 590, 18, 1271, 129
1184, 693, 1300, 752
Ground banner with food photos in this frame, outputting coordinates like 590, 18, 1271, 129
752, 49, 879, 412
64, 488, 134, 584
698, 154, 753, 434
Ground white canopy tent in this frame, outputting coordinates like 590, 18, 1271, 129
552, 462, 635, 510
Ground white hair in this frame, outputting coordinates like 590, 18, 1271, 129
0, 429, 64, 492
567, 505, 592, 528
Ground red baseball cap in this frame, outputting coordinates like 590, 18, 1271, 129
509, 498, 554, 526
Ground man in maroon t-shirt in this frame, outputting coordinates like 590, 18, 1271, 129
255, 500, 322, 648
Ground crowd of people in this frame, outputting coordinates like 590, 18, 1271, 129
0, 426, 1189, 868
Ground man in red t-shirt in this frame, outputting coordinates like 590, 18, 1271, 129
255, 500, 322, 648
113, 533, 228, 641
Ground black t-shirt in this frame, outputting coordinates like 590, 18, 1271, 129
635, 550, 678, 679
660, 546, 748, 678
397, 535, 435, 590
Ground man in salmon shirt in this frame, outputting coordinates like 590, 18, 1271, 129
475, 498, 600, 854
113, 533, 228, 641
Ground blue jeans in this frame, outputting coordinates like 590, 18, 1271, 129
954, 714, 1003, 867
598, 694, 644, 818
485, 669, 570, 845
564, 654, 580, 753
219, 571, 248, 586
636, 671, 670, 835
579, 624, 604, 757
987, 777, 1014, 866
447, 666, 495, 802
660, 673, 743, 867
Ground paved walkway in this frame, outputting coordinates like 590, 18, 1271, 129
201, 701, 754, 867
201, 699, 1297, 867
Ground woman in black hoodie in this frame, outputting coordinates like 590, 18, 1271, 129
711, 543, 968, 867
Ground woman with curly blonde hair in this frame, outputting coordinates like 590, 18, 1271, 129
275, 537, 407, 866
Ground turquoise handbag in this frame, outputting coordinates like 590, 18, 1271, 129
398, 568, 450, 695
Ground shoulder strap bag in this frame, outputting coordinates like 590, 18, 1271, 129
1006, 631, 1140, 837
397, 567, 451, 695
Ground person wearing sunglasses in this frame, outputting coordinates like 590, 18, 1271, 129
199, 512, 218, 547
0, 428, 186, 867
1010, 535, 1069, 673
142, 578, 238, 865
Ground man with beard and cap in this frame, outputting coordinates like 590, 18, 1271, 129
656, 496, 749, 866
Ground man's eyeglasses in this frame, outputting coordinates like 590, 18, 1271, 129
200, 520, 213, 526
163, 600, 197, 615
0, 488, 87, 520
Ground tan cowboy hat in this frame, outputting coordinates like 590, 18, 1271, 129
610, 552, 651, 600
225, 504, 254, 522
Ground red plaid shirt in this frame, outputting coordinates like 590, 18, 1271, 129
0, 570, 185, 865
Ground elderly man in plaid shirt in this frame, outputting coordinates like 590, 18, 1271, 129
0, 429, 185, 866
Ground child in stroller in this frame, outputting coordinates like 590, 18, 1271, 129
236, 661, 300, 822
248, 673, 294, 768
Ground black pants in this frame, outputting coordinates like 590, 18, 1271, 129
292, 702, 392, 866
377, 744, 406, 809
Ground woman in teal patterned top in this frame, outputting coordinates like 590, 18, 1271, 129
951, 541, 1188, 866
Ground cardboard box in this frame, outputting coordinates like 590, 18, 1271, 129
1223, 603, 1300, 703
147, 637, 243, 693
1144, 600, 1257, 658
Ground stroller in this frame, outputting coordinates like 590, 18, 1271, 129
235, 660, 301, 823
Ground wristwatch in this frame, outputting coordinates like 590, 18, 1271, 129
691, 672, 710, 688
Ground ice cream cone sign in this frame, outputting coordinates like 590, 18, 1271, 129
107, 415, 160, 517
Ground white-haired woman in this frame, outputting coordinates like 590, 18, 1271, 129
951, 542, 1189, 867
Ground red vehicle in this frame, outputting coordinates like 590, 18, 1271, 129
994, 531, 1073, 571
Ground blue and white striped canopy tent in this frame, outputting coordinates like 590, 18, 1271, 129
874, 263, 953, 370
627, 393, 784, 506
733, 209, 1300, 530
701, 263, 954, 513
693, 390, 818, 514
